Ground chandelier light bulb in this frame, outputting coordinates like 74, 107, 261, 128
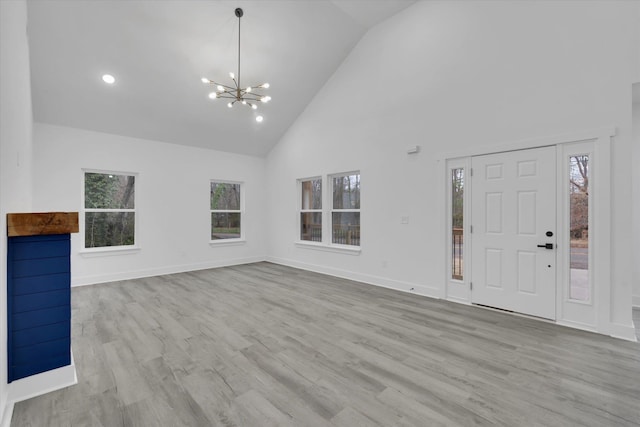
242, 100, 247, 105
217, 85, 224, 92
262, 83, 270, 89
246, 87, 252, 93
256, 115, 263, 123
227, 102, 233, 108
208, 92, 217, 99
102, 74, 115, 84
252, 104, 257, 110
229, 72, 235, 79
201, 78, 209, 84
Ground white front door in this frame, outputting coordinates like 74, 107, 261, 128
471, 146, 556, 319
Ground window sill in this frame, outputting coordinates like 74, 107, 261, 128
295, 241, 361, 255
79, 246, 141, 257
209, 239, 246, 247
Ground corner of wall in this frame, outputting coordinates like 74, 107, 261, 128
1, 0, 35, 423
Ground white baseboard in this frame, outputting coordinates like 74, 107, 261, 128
633, 294, 640, 308
446, 295, 472, 305
0, 401, 13, 427
607, 321, 638, 342
556, 319, 598, 334
266, 257, 638, 342
2, 352, 77, 427
72, 256, 267, 286
266, 256, 441, 299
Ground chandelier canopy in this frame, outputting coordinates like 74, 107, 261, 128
201, 8, 271, 122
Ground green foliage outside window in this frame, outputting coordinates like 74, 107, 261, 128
85, 173, 135, 248
210, 182, 241, 240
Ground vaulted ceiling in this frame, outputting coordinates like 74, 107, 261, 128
27, 0, 416, 157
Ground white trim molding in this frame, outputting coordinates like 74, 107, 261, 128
267, 256, 440, 299
72, 256, 266, 286
1, 352, 77, 427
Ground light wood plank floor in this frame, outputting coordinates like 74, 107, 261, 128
12, 262, 640, 426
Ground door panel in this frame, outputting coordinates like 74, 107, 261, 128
471, 146, 556, 319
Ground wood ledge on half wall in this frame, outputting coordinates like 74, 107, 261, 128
7, 212, 79, 237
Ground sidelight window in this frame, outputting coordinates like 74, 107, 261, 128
569, 155, 590, 301
451, 168, 464, 280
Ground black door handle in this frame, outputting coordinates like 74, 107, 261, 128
537, 243, 554, 249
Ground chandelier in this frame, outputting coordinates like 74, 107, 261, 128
201, 8, 271, 122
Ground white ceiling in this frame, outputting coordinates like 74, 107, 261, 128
26, 0, 416, 157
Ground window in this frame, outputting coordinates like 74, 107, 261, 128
297, 172, 361, 250
451, 168, 464, 280
331, 172, 360, 246
569, 155, 590, 301
210, 181, 242, 241
300, 178, 322, 242
84, 171, 136, 249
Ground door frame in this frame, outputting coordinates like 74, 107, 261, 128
439, 127, 614, 335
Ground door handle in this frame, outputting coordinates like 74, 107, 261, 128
537, 243, 554, 250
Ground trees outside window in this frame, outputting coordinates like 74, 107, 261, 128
569, 155, 589, 301
211, 181, 242, 240
331, 173, 360, 246
451, 168, 464, 280
300, 178, 322, 242
84, 172, 136, 248
297, 172, 361, 248
569, 156, 589, 239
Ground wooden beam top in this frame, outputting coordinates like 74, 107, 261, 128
7, 212, 79, 237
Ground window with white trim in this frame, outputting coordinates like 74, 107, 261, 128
300, 178, 322, 242
568, 154, 590, 302
331, 172, 360, 246
84, 171, 136, 248
451, 168, 464, 280
210, 181, 243, 241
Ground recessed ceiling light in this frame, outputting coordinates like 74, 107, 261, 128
256, 116, 264, 123
102, 74, 115, 84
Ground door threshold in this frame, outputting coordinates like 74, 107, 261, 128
472, 303, 555, 323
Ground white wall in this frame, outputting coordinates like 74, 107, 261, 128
633, 84, 640, 308
0, 0, 34, 422
266, 0, 639, 338
32, 124, 267, 285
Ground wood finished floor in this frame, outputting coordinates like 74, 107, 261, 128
12, 262, 640, 426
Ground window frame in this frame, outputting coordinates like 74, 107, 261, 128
329, 171, 361, 248
563, 147, 594, 306
450, 166, 465, 282
298, 176, 323, 244
295, 171, 361, 254
209, 180, 245, 244
81, 169, 139, 253
444, 157, 471, 303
